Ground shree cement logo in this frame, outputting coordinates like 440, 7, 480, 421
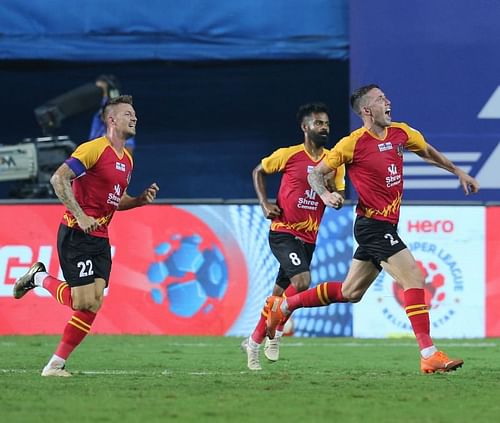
372, 241, 464, 330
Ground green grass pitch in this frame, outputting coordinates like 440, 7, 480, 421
1, 336, 499, 422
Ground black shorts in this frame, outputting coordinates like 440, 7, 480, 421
353, 216, 407, 271
57, 224, 112, 287
269, 231, 315, 290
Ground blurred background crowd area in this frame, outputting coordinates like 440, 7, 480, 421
0, 0, 498, 202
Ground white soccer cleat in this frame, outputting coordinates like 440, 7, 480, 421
240, 338, 262, 371
264, 336, 280, 362
41, 362, 72, 377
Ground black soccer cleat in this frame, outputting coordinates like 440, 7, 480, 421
12, 262, 46, 299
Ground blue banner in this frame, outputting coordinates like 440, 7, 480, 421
0, 0, 348, 61
350, 0, 500, 201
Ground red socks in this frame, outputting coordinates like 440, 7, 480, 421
251, 282, 346, 343
287, 282, 346, 312
42, 275, 73, 308
250, 313, 267, 344
41, 275, 99, 360
404, 288, 433, 350
251, 284, 300, 343
55, 310, 97, 359
276, 285, 298, 331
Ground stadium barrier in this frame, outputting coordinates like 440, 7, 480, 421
0, 203, 497, 337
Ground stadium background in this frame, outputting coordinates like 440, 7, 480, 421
0, 0, 499, 337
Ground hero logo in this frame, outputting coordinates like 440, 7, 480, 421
372, 241, 463, 330
407, 220, 454, 233
297, 188, 319, 210
0, 245, 115, 297
386, 163, 401, 188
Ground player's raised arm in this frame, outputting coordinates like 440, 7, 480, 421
414, 143, 480, 195
308, 160, 344, 209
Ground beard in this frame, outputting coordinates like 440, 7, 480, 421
309, 131, 329, 147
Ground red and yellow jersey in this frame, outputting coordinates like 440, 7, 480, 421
62, 136, 133, 238
262, 143, 346, 244
324, 122, 427, 224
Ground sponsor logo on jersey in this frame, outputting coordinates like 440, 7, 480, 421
378, 142, 393, 152
107, 184, 122, 206
386, 164, 402, 188
297, 189, 320, 210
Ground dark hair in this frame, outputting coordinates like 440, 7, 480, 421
350, 84, 380, 115
296, 102, 330, 125
103, 95, 133, 120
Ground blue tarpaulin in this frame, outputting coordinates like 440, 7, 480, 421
0, 0, 348, 61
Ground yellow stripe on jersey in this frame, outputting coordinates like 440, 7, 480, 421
124, 147, 134, 167
325, 122, 427, 171
364, 192, 402, 218
271, 215, 320, 233
324, 127, 364, 170
71, 137, 112, 170
261, 144, 325, 174
391, 122, 427, 152
330, 164, 346, 192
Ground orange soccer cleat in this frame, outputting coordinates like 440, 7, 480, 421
265, 296, 286, 340
420, 351, 464, 374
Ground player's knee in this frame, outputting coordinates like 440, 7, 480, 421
92, 295, 104, 312
292, 279, 310, 292
347, 295, 363, 303
72, 299, 95, 311
341, 286, 363, 303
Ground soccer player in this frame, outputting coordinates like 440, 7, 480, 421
241, 103, 346, 370
13, 95, 159, 377
266, 84, 480, 373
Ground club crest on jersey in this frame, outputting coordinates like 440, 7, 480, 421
116, 162, 126, 172
388, 164, 398, 176
378, 142, 393, 152
396, 144, 404, 157
305, 189, 317, 200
